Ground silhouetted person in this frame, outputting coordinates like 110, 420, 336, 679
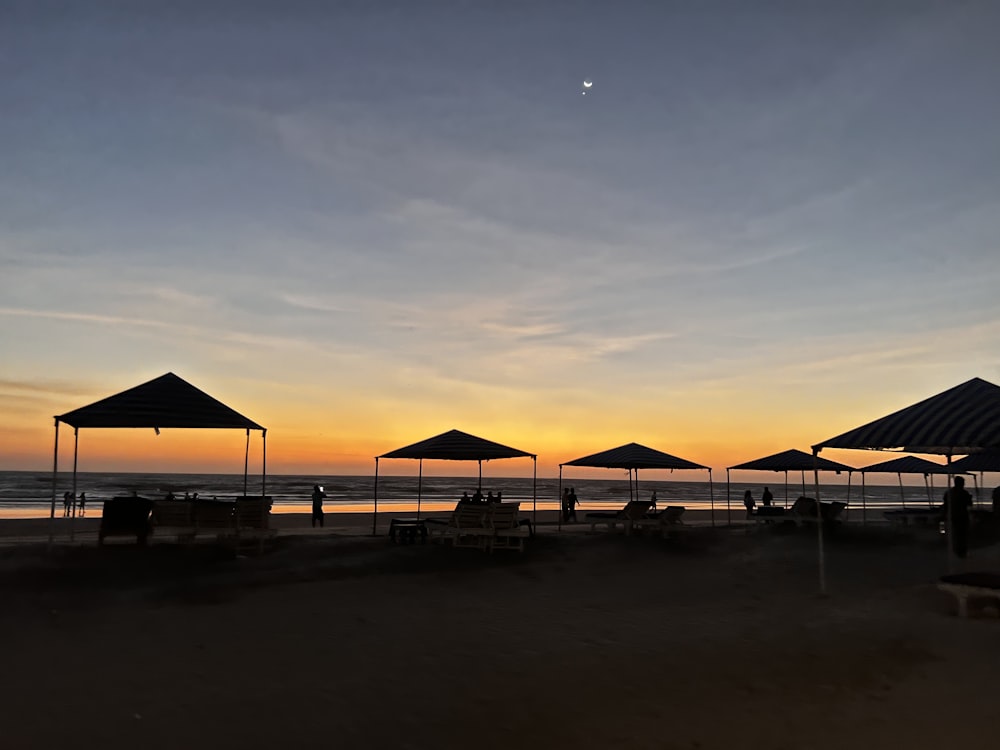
565, 487, 579, 523
311, 484, 326, 528
945, 476, 973, 558
460, 491, 471, 504
496, 491, 502, 503
486, 491, 495, 503
472, 488, 484, 503
79, 492, 87, 517
743, 490, 755, 518
761, 487, 774, 507
649, 490, 658, 511
63, 491, 71, 517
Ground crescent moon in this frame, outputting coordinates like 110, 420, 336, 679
583, 80, 593, 88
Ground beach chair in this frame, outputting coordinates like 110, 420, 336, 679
98, 497, 153, 546
488, 502, 530, 552
790, 497, 847, 526
585, 500, 653, 535
192, 499, 236, 537
633, 505, 686, 537
151, 499, 197, 543
234, 496, 275, 553
427, 504, 491, 549
938, 572, 1000, 617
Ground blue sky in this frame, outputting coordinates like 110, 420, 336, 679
2, 1, 999, 474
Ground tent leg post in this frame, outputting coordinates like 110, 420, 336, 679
49, 419, 60, 550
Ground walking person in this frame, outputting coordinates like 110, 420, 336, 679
311, 484, 326, 528
78, 492, 87, 517
945, 476, 973, 559
62, 491, 71, 517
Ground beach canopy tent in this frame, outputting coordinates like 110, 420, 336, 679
857, 455, 952, 520
559, 442, 713, 528
51, 372, 267, 539
373, 429, 537, 532
949, 450, 1000, 473
812, 376, 1000, 590
726, 449, 854, 524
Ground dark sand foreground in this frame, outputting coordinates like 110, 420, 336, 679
2, 524, 999, 749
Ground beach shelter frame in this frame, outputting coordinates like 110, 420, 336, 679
559, 443, 713, 530
50, 372, 267, 544
857, 455, 955, 524
726, 449, 854, 525
813, 377, 1000, 592
372, 429, 537, 534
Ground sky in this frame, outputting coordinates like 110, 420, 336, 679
2, 1, 999, 479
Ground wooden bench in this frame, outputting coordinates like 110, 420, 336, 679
938, 572, 1000, 618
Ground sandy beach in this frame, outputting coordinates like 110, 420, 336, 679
2, 517, 999, 749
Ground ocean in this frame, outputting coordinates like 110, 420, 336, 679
0, 470, 950, 520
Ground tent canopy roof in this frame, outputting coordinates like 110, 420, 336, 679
378, 429, 535, 461
56, 372, 264, 430
949, 451, 1000, 473
814, 377, 1000, 455
729, 448, 853, 473
562, 442, 708, 471
860, 455, 951, 475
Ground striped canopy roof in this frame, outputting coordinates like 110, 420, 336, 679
859, 455, 951, 474
56, 372, 264, 430
561, 442, 708, 471
728, 448, 853, 473
949, 451, 1000, 473
814, 377, 1000, 455
379, 429, 535, 461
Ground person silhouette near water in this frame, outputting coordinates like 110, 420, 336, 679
79, 492, 87, 517
311, 485, 326, 528
564, 487, 579, 522
761, 487, 773, 507
62, 491, 71, 517
743, 490, 755, 517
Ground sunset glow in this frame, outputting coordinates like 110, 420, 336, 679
2, 4, 998, 480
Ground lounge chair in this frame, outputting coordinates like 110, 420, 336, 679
427, 504, 492, 549
233, 496, 275, 553
633, 505, 686, 537
99, 496, 153, 546
938, 572, 1000, 617
789, 497, 847, 526
585, 500, 653, 535
151, 499, 197, 542
489, 502, 531, 552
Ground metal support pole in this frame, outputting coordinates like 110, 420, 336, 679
557, 465, 563, 532
532, 457, 537, 528
69, 427, 79, 542
726, 469, 731, 525
813, 449, 827, 596
709, 469, 715, 526
49, 419, 60, 548
243, 428, 250, 497
261, 429, 267, 497
372, 457, 379, 536
417, 458, 423, 519
898, 472, 905, 509
861, 472, 867, 526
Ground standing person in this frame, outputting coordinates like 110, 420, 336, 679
944, 476, 973, 558
566, 487, 579, 523
78, 492, 87, 517
311, 484, 326, 528
743, 490, 756, 518
561, 487, 572, 521
649, 490, 658, 511
761, 487, 774, 507
62, 491, 71, 517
